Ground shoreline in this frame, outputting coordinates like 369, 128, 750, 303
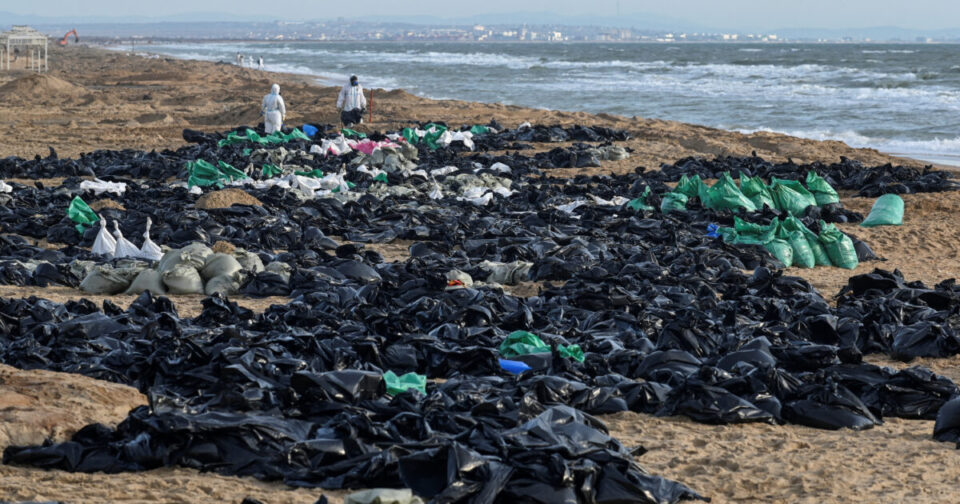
0, 43, 935, 171
94, 41, 958, 168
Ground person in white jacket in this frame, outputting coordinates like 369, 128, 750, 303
261, 84, 286, 134
336, 75, 367, 127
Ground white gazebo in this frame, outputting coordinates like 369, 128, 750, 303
0, 26, 48, 72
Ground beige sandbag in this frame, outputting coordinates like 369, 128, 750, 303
233, 248, 264, 274
80, 265, 133, 295
158, 243, 213, 273
162, 264, 204, 295
265, 261, 292, 284
205, 273, 241, 296
124, 269, 167, 296
200, 253, 243, 281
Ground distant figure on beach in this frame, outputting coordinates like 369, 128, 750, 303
337, 75, 367, 127
238, 54, 244, 67
258, 56, 264, 71
261, 84, 286, 134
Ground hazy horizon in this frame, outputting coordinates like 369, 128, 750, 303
4, 0, 960, 32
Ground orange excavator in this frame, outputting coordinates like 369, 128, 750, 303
58, 29, 79, 47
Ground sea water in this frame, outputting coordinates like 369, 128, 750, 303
138, 41, 960, 165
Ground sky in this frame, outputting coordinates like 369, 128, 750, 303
5, 0, 960, 30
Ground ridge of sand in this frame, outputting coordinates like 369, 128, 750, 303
196, 188, 263, 209
0, 73, 84, 100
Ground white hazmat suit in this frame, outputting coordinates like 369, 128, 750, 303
261, 84, 286, 134
337, 81, 367, 113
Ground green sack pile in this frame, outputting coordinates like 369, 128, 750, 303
217, 128, 311, 147
498, 330, 585, 363
67, 196, 99, 234
658, 171, 838, 216
718, 215, 858, 269
861, 194, 904, 227
187, 159, 249, 188
383, 370, 426, 396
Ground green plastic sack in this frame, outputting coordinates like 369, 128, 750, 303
331, 180, 357, 193
372, 173, 389, 184
187, 159, 225, 188
660, 192, 688, 213
499, 330, 550, 358
805, 171, 840, 206
772, 178, 818, 215
819, 221, 859, 270
780, 216, 831, 266
626, 187, 653, 211
557, 344, 585, 363
469, 125, 491, 135
421, 123, 448, 150
383, 370, 426, 396
764, 238, 794, 267
861, 194, 904, 227
341, 128, 367, 139
294, 169, 325, 179
740, 174, 777, 210
67, 196, 99, 233
261, 164, 282, 178
784, 229, 815, 268
217, 161, 248, 181
400, 127, 419, 145
726, 217, 776, 245
703, 173, 757, 212
674, 174, 705, 199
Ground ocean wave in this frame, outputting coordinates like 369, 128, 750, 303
736, 127, 960, 158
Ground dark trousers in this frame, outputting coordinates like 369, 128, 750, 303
341, 108, 364, 127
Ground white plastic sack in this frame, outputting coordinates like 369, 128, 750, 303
0, 181, 11, 193
437, 130, 475, 151
318, 173, 350, 193
80, 179, 127, 196
489, 162, 511, 174
138, 217, 163, 262
557, 200, 588, 214
430, 166, 458, 177
91, 216, 117, 257
589, 195, 630, 207
492, 186, 514, 197
458, 187, 493, 207
112, 221, 141, 259
428, 182, 443, 200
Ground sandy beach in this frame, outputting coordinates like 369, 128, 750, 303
1, 43, 959, 503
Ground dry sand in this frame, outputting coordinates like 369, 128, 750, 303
195, 187, 264, 209
0, 44, 958, 503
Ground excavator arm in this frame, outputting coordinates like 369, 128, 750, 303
58, 29, 79, 46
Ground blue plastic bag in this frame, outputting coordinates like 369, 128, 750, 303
499, 359, 532, 374
302, 124, 319, 138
